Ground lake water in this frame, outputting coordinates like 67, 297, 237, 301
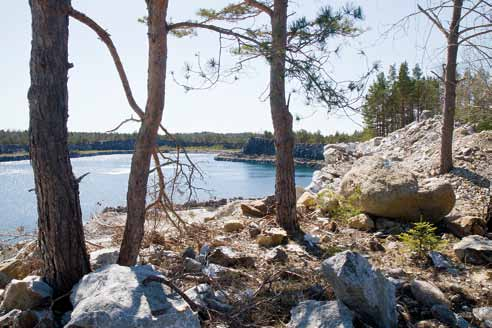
0, 153, 314, 233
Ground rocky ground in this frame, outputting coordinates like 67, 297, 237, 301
0, 115, 491, 328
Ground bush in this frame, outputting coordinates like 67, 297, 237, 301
399, 221, 446, 259
317, 187, 362, 221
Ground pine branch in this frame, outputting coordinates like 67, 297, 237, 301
168, 21, 262, 46
244, 0, 273, 16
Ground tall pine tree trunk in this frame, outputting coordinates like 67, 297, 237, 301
28, 0, 90, 295
118, 0, 168, 266
270, 0, 299, 236
440, 0, 463, 174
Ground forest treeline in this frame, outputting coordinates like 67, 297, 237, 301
0, 129, 370, 149
362, 62, 492, 137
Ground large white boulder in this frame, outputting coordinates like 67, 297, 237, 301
66, 264, 200, 328
0, 275, 53, 312
340, 156, 455, 221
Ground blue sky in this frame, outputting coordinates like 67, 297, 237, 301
1, 0, 444, 135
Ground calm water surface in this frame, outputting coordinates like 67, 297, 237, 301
0, 153, 314, 232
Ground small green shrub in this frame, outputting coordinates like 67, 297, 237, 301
317, 186, 362, 221
399, 221, 446, 259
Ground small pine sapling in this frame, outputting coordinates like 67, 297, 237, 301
399, 220, 446, 259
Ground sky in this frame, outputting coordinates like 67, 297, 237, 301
0, 0, 445, 135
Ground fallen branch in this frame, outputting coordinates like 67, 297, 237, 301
142, 275, 203, 312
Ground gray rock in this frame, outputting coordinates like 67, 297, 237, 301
453, 235, 492, 265
202, 264, 241, 280
89, 247, 119, 270
185, 284, 232, 313
183, 258, 202, 273
0, 276, 53, 312
431, 304, 469, 328
410, 280, 450, 308
428, 251, 452, 270
181, 247, 196, 259
473, 307, 492, 328
265, 247, 288, 263
207, 246, 255, 268
287, 300, 354, 328
66, 264, 200, 328
321, 251, 397, 328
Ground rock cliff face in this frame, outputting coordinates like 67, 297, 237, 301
242, 137, 276, 156
242, 137, 324, 160
0, 145, 27, 154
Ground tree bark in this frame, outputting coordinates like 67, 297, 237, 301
28, 0, 90, 295
270, 0, 299, 236
440, 0, 463, 174
118, 0, 168, 266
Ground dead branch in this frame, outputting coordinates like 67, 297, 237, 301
75, 172, 90, 183
106, 116, 141, 133
417, 4, 450, 37
143, 275, 203, 312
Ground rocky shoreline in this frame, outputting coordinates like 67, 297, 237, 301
214, 137, 325, 169
214, 152, 323, 169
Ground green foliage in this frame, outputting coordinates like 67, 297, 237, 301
455, 68, 492, 132
362, 62, 441, 137
364, 63, 492, 136
399, 221, 446, 259
171, 1, 371, 111
294, 129, 373, 144
317, 186, 362, 221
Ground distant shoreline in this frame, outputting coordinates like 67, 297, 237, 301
214, 152, 323, 169
0, 148, 240, 163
